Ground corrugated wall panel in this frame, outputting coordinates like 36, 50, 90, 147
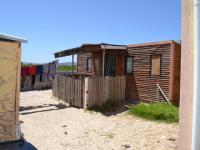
126, 44, 172, 102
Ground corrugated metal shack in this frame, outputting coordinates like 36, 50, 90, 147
126, 41, 181, 105
54, 41, 181, 105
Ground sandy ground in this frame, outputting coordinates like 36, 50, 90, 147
20, 90, 178, 150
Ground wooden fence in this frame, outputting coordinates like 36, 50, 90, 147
52, 75, 125, 109
85, 76, 125, 108
52, 75, 84, 108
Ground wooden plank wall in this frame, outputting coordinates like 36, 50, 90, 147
77, 51, 103, 77
77, 51, 125, 77
85, 76, 125, 108
52, 75, 84, 108
77, 52, 94, 76
126, 44, 172, 102
170, 42, 181, 106
52, 75, 125, 109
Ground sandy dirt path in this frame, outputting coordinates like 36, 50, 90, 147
19, 90, 178, 150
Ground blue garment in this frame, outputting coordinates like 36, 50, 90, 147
36, 65, 43, 74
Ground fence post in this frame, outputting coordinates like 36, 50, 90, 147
84, 77, 89, 109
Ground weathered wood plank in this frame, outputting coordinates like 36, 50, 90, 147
52, 75, 125, 109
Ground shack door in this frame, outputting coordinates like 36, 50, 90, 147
104, 54, 116, 76
0, 42, 19, 142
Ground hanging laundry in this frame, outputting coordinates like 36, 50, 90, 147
21, 67, 28, 77
35, 74, 41, 81
49, 60, 58, 78
31, 75, 36, 89
55, 60, 59, 70
36, 65, 43, 74
42, 74, 48, 81
43, 63, 50, 74
28, 66, 36, 75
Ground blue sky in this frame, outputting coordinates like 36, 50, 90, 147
0, 0, 181, 63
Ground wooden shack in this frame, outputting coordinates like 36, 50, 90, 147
0, 34, 27, 143
126, 41, 181, 105
54, 41, 181, 105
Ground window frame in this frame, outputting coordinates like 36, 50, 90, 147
86, 57, 92, 72
150, 54, 162, 77
125, 56, 133, 75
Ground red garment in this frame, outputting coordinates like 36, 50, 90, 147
28, 66, 36, 75
21, 67, 28, 77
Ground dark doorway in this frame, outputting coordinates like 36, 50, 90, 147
104, 54, 116, 76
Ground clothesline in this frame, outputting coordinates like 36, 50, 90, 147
21, 60, 58, 78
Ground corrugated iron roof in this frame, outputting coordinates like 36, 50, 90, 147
54, 40, 181, 58
128, 40, 180, 48
54, 43, 127, 58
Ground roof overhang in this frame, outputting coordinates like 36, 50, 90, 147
128, 40, 179, 48
54, 43, 127, 58
54, 40, 180, 58
100, 44, 127, 50
0, 33, 28, 43
54, 47, 82, 58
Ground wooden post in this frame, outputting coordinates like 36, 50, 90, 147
156, 83, 171, 105
84, 77, 89, 109
179, 0, 194, 149
102, 47, 105, 77
72, 52, 74, 75
102, 45, 106, 104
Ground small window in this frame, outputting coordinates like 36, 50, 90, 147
125, 56, 133, 74
87, 58, 92, 72
151, 55, 161, 76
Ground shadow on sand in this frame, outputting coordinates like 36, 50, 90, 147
101, 105, 129, 117
19, 103, 69, 115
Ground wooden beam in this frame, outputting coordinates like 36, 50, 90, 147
102, 48, 105, 77
157, 83, 171, 105
72, 52, 74, 75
